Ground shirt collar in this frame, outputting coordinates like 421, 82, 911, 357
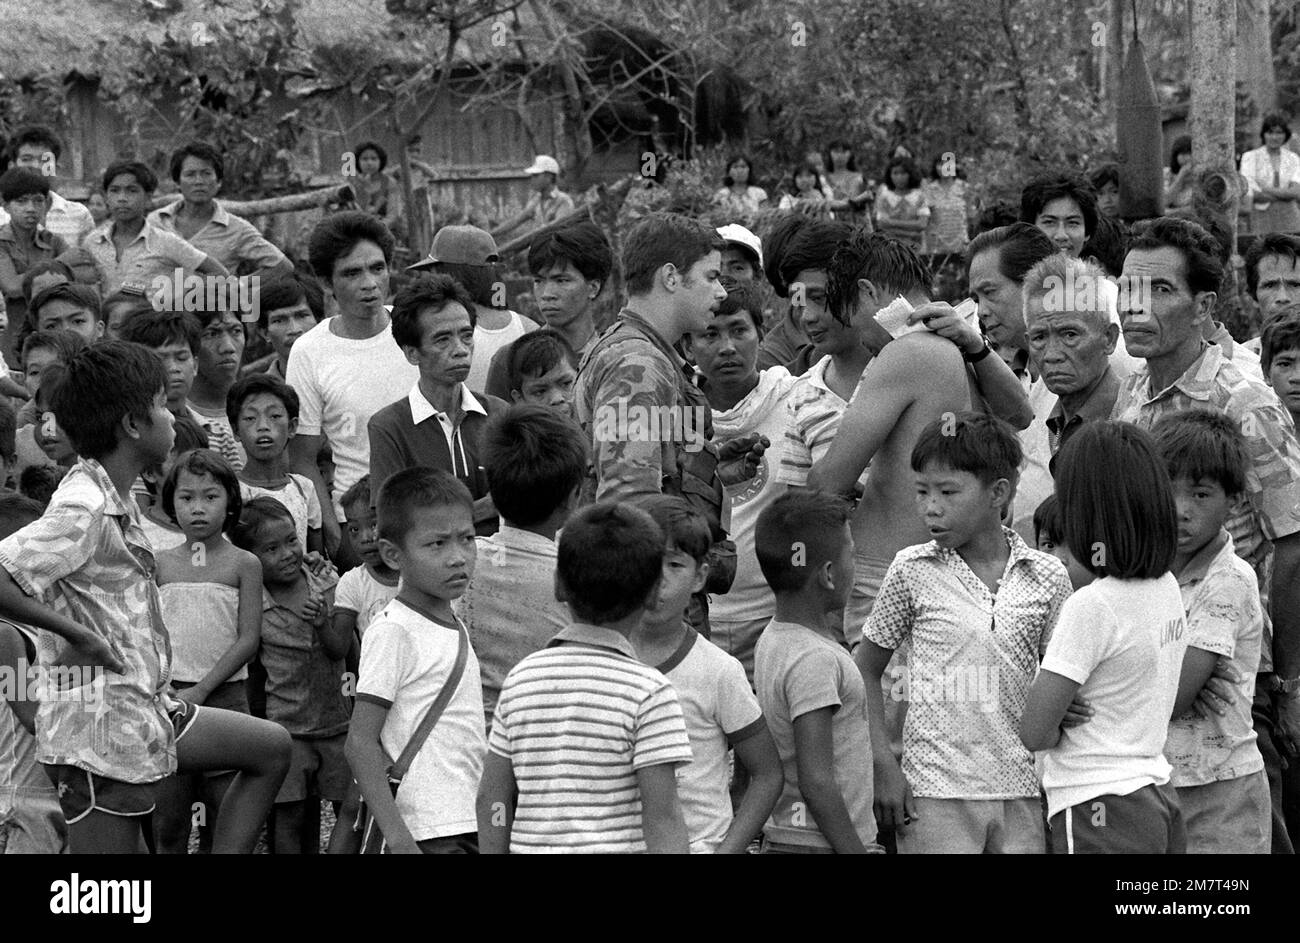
914, 526, 1039, 571
548, 622, 637, 658
76, 458, 133, 518
493, 524, 558, 552
48, 191, 69, 213
408, 382, 486, 426
1176, 529, 1233, 587
653, 624, 697, 674
1046, 366, 1120, 436
156, 199, 230, 227
1141, 342, 1218, 403
0, 223, 57, 249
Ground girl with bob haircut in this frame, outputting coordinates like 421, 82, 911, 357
1020, 421, 1193, 854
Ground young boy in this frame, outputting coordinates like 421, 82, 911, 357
27, 282, 105, 347
0, 492, 66, 853
346, 468, 488, 854
228, 373, 323, 556
0, 167, 68, 378
1154, 409, 1270, 853
1262, 312, 1300, 429
0, 342, 289, 853
752, 489, 880, 854
233, 497, 349, 854
240, 271, 324, 380
1033, 495, 1093, 592
630, 494, 783, 854
503, 329, 578, 417
333, 476, 399, 646
859, 412, 1073, 853
477, 501, 693, 854
188, 305, 248, 471
456, 405, 583, 730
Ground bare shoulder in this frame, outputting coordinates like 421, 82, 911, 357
865, 332, 964, 385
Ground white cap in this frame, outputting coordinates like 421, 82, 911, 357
716, 223, 764, 270
525, 155, 561, 176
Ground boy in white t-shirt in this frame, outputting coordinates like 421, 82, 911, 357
334, 476, 399, 645
629, 495, 782, 853
1021, 421, 1191, 854
1154, 410, 1270, 853
346, 468, 486, 854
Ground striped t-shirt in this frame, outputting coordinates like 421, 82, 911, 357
488, 623, 693, 853
778, 355, 856, 487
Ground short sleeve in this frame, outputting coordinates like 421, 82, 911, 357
488, 691, 512, 758
355, 618, 411, 707
334, 568, 361, 615
285, 342, 322, 437
714, 653, 763, 739
231, 216, 288, 270
1039, 589, 1114, 686
1186, 569, 1259, 659
862, 559, 914, 651
298, 475, 322, 529
0, 496, 99, 599
1038, 564, 1075, 658
631, 681, 692, 770
777, 415, 813, 486
783, 644, 846, 721
157, 229, 208, 271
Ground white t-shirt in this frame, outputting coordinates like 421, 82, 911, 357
657, 628, 764, 853
468, 311, 532, 395
239, 474, 321, 550
1038, 574, 1188, 818
355, 599, 486, 841
335, 565, 399, 638
285, 318, 418, 522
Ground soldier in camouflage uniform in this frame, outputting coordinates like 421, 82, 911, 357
575, 214, 768, 637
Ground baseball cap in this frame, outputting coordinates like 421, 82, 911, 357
716, 224, 764, 270
407, 225, 500, 271
525, 155, 561, 176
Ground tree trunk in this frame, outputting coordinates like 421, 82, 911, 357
1189, 0, 1239, 252
1105, 0, 1125, 131
151, 185, 355, 216
1237, 0, 1276, 130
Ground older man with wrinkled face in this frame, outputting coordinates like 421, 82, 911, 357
1021, 254, 1120, 459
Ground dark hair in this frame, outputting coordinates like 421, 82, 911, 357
713, 277, 764, 331
226, 373, 300, 428
764, 215, 852, 298
30, 282, 102, 325
790, 162, 823, 193
353, 140, 388, 171
102, 291, 157, 333
1088, 162, 1120, 191
17, 466, 65, 509
339, 474, 372, 518
50, 341, 167, 460
10, 126, 62, 162
169, 142, 225, 183
1081, 215, 1129, 278
967, 223, 1056, 283
557, 502, 664, 623
255, 271, 325, 329
826, 228, 930, 323
1261, 311, 1300, 374
102, 160, 158, 194
307, 211, 395, 283
119, 309, 202, 356
622, 213, 726, 295
506, 329, 574, 394
1261, 114, 1292, 144
1055, 420, 1176, 580
1245, 233, 1300, 300
1151, 408, 1250, 497
527, 222, 613, 287
0, 401, 14, 460
1127, 216, 1224, 295
20, 260, 74, 305
882, 156, 922, 192
21, 328, 87, 370
483, 404, 587, 527
162, 448, 243, 533
232, 495, 298, 552
0, 167, 50, 203
34, 362, 66, 411
1189, 212, 1231, 266
635, 494, 711, 564
722, 154, 756, 188
910, 410, 1022, 485
0, 491, 44, 538
390, 272, 477, 350
1019, 173, 1099, 239
376, 466, 474, 547
825, 140, 857, 172
171, 414, 209, 454
1168, 135, 1192, 175
755, 489, 850, 593
427, 261, 497, 309
1033, 494, 1064, 547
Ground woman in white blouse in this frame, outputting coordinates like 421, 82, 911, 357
713, 155, 768, 215
1240, 114, 1300, 234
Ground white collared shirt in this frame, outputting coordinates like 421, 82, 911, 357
407, 382, 488, 478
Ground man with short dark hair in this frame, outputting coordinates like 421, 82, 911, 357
0, 167, 68, 372
1247, 233, 1300, 323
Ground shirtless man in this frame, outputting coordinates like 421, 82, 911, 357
806, 231, 1027, 643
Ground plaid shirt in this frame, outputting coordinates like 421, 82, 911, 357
1113, 343, 1300, 672
0, 459, 177, 783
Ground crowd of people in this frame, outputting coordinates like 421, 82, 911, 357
0, 113, 1299, 856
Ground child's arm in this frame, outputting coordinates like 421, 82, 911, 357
312, 587, 351, 662
791, 707, 870, 854
1174, 647, 1220, 719
635, 762, 690, 854
0, 570, 124, 673
716, 723, 782, 854
856, 640, 915, 834
1019, 670, 1082, 752
0, 375, 29, 400
344, 699, 421, 854
0, 622, 36, 735
333, 608, 360, 662
475, 751, 517, 854
177, 553, 264, 707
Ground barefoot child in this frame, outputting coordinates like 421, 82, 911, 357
152, 449, 263, 853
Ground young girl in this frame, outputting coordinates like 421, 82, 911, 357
1020, 421, 1192, 854
778, 163, 830, 213
875, 156, 930, 251
152, 449, 263, 854
138, 415, 209, 551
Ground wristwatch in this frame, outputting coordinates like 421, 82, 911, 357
962, 337, 994, 364
1275, 675, 1300, 696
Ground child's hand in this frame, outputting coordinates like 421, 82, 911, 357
1061, 693, 1094, 727
873, 761, 917, 835
304, 552, 337, 580
1192, 657, 1242, 719
301, 592, 327, 625
53, 628, 127, 675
